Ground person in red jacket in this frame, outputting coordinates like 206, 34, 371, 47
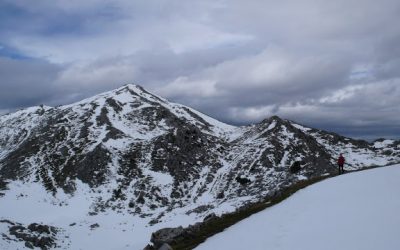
338, 154, 345, 174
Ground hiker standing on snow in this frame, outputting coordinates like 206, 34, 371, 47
338, 154, 345, 174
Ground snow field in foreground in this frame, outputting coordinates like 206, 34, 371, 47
196, 164, 400, 250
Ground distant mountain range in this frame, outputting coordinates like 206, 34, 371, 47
1, 84, 399, 249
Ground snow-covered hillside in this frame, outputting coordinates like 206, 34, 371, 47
0, 84, 399, 249
196, 164, 400, 250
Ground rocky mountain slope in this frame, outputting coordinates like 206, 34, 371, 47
0, 84, 399, 249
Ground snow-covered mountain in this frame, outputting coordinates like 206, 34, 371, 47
196, 163, 400, 250
0, 84, 399, 249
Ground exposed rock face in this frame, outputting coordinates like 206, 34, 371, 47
150, 226, 184, 248
147, 212, 222, 249
0, 220, 60, 250
0, 84, 399, 249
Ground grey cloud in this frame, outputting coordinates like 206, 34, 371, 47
0, 57, 61, 109
157, 47, 352, 118
1, 0, 249, 63
0, 40, 257, 110
275, 79, 400, 139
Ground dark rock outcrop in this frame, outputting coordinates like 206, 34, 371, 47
150, 226, 184, 248
4, 222, 59, 250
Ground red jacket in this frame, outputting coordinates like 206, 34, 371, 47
338, 156, 345, 165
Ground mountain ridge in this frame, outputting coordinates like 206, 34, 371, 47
0, 84, 399, 249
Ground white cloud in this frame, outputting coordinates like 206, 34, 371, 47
226, 105, 278, 123
6, 0, 252, 63
157, 77, 219, 98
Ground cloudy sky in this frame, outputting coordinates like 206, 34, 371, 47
1, 0, 399, 140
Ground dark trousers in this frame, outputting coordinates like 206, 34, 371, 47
338, 164, 344, 174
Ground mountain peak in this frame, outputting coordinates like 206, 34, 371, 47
59, 83, 165, 110
112, 83, 168, 104
118, 83, 144, 93
259, 115, 285, 125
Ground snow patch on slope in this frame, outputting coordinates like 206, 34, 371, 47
373, 139, 394, 149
